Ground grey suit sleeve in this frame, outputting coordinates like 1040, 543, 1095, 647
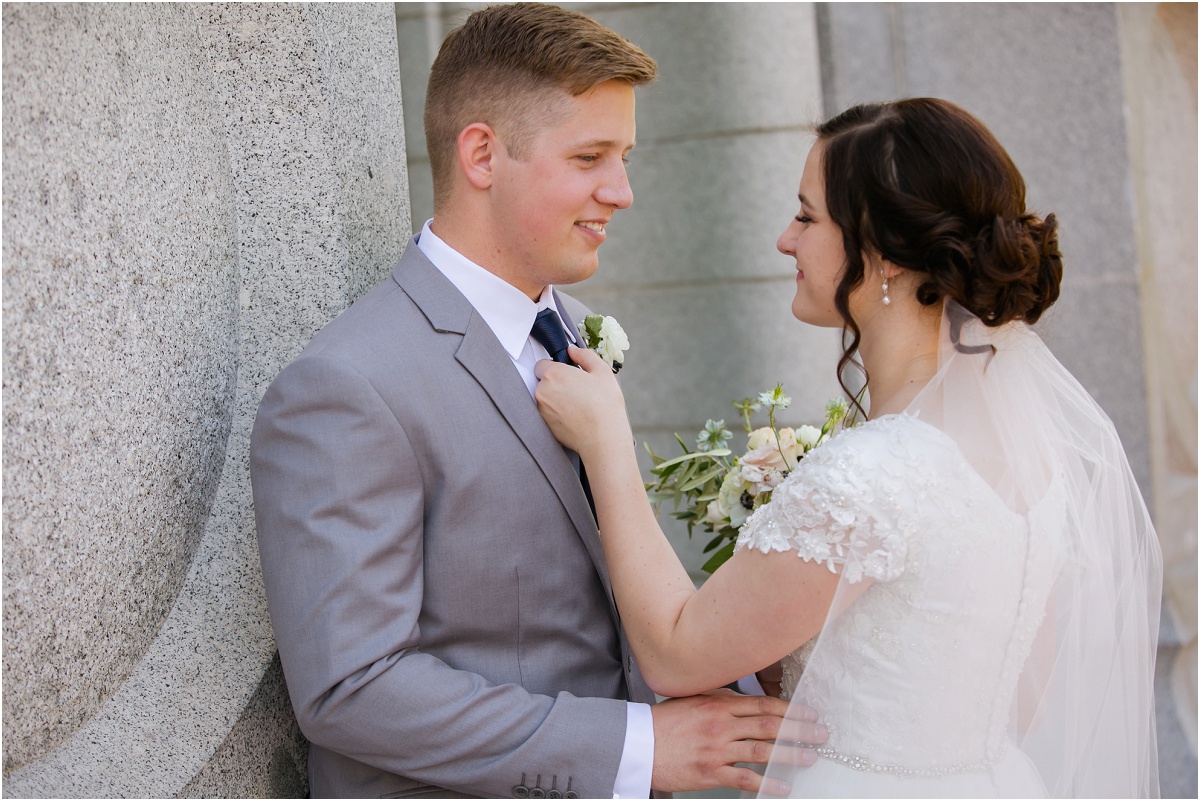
250, 354, 628, 798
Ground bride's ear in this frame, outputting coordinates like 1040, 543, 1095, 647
863, 249, 900, 280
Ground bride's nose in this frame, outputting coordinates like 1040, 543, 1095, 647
777, 220, 798, 257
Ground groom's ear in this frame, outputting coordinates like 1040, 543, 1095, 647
457, 123, 498, 190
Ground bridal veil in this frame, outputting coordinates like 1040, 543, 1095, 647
761, 302, 1162, 797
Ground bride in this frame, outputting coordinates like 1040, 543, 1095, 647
534, 98, 1162, 798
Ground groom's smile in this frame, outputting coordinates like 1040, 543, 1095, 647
487, 79, 637, 299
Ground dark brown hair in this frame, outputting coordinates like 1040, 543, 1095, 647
424, 3, 657, 207
816, 98, 1063, 408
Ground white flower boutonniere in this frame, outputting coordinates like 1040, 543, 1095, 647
578, 314, 629, 373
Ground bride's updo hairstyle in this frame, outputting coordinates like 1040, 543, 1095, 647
816, 98, 1063, 399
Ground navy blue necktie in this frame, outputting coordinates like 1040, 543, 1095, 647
529, 308, 595, 518
530, 308, 574, 365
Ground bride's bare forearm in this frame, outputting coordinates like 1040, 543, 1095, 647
582, 439, 699, 685
582, 437, 838, 696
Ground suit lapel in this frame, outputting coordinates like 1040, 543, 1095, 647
391, 240, 619, 612
455, 321, 605, 548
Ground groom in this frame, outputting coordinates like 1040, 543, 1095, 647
251, 3, 806, 799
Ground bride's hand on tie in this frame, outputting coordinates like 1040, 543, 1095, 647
534, 346, 632, 459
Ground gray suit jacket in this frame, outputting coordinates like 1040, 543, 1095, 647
251, 238, 654, 799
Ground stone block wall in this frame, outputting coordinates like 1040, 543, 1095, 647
2, 3, 409, 796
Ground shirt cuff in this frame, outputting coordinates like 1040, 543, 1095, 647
612, 702, 654, 798
737, 674, 766, 696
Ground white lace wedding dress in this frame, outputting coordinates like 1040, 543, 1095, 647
733, 307, 1159, 797
737, 413, 1058, 798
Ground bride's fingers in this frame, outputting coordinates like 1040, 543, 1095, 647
533, 357, 566, 381
565, 345, 606, 371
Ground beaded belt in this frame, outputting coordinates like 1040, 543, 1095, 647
814, 743, 1002, 778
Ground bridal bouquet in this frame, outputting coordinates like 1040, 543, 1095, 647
644, 386, 851, 573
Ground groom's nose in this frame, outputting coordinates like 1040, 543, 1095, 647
595, 162, 633, 210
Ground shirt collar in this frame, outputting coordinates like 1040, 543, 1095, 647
416, 219, 576, 358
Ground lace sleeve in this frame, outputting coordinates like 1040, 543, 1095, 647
734, 417, 932, 584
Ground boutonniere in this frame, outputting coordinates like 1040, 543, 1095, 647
578, 314, 629, 374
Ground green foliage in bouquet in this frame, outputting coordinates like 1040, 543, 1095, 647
644, 386, 851, 574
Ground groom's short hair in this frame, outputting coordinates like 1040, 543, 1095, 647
424, 2, 657, 208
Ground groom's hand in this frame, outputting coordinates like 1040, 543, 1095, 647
649, 690, 826, 795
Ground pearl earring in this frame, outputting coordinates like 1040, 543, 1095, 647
881, 275, 891, 306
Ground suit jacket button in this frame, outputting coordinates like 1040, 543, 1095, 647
512, 787, 529, 798
547, 791, 562, 798
529, 790, 545, 799
564, 793, 579, 799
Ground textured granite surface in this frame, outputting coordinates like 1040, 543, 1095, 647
2, 2, 240, 773
3, 2, 408, 795
178, 654, 309, 798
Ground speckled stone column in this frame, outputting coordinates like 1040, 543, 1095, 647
2, 3, 408, 796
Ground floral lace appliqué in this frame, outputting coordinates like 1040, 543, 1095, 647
735, 415, 931, 583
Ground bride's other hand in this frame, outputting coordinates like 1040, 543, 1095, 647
534, 346, 632, 458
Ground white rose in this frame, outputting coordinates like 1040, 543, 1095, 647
595, 316, 629, 366
717, 469, 753, 528
796, 424, 822, 450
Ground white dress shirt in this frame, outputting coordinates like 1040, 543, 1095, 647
416, 220, 655, 798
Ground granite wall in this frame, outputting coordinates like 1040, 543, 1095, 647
2, 3, 409, 796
